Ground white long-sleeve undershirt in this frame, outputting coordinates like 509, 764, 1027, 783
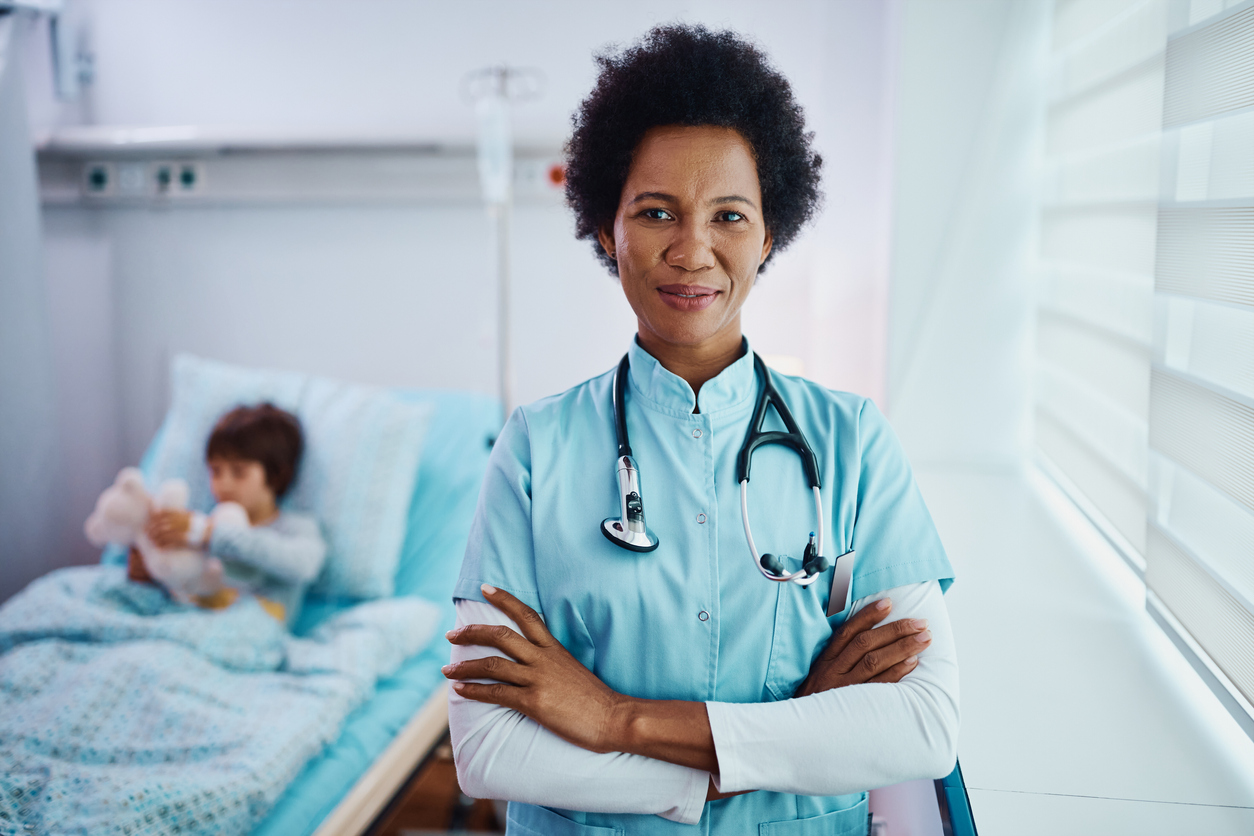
447, 580, 958, 826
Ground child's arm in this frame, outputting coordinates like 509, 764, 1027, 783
208, 515, 327, 585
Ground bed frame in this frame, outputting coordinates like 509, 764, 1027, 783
312, 689, 450, 836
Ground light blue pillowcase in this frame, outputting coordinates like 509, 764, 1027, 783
144, 354, 433, 600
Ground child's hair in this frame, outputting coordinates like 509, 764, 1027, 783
205, 403, 304, 498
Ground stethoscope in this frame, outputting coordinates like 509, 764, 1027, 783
600, 351, 855, 612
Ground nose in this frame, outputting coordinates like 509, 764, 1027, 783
665, 219, 716, 271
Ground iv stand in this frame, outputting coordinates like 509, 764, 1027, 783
490, 200, 512, 418
464, 65, 541, 421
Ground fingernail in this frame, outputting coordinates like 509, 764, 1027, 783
481, 584, 497, 595
911, 619, 929, 630
915, 630, 932, 644
441, 664, 452, 674
876, 599, 891, 611
444, 630, 456, 640
906, 656, 918, 666
452, 681, 465, 692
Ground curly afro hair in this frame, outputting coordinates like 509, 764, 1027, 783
565, 24, 823, 275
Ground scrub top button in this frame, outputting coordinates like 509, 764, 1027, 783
698, 610, 709, 622
692, 428, 702, 438
696, 513, 706, 524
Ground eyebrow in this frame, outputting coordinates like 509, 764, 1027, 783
628, 191, 758, 210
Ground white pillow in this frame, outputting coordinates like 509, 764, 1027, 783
145, 354, 432, 599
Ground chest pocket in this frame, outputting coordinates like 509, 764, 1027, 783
762, 573, 845, 701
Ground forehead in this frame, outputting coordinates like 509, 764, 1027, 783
623, 125, 761, 202
207, 455, 262, 469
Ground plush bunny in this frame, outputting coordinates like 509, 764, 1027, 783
85, 467, 247, 604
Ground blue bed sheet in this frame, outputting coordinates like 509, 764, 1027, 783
112, 387, 500, 836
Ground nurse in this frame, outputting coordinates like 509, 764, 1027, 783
443, 24, 958, 836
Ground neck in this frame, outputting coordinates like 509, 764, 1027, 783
248, 502, 279, 526
637, 321, 746, 408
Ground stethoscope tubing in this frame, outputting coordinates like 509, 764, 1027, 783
740, 481, 825, 585
603, 348, 832, 586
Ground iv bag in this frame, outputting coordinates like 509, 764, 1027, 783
476, 95, 512, 205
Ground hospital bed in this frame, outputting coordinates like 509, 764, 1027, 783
17, 349, 976, 836
103, 364, 500, 836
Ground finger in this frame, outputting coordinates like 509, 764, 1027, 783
446, 623, 537, 661
442, 656, 529, 685
480, 585, 554, 647
450, 679, 523, 709
869, 656, 919, 684
819, 598, 893, 661
835, 619, 930, 674
844, 628, 932, 680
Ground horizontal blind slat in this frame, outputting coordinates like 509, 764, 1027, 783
1047, 58, 1165, 156
1041, 265, 1154, 344
1038, 311, 1152, 415
1153, 296, 1254, 400
1152, 454, 1254, 607
1155, 208, 1254, 306
1041, 204, 1160, 273
1038, 409, 1149, 551
1146, 523, 1254, 705
1038, 364, 1149, 483
1163, 4, 1254, 125
1149, 368, 1254, 514
1053, 0, 1167, 101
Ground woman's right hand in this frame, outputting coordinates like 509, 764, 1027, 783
794, 598, 931, 698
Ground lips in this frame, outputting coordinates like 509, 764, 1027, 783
656, 284, 721, 312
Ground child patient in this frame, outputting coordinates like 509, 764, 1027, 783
130, 403, 327, 627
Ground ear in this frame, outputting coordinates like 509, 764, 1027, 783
596, 225, 617, 260
760, 229, 774, 265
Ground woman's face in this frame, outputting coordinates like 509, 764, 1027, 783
599, 125, 772, 351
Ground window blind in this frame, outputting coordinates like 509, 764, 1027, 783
1037, 0, 1166, 560
1147, 0, 1254, 713
1039, 0, 1254, 731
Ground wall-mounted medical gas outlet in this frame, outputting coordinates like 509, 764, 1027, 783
82, 161, 206, 199
152, 161, 206, 196
82, 162, 115, 196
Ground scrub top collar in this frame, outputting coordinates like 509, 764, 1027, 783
625, 335, 758, 417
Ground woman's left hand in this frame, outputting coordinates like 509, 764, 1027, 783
443, 584, 626, 754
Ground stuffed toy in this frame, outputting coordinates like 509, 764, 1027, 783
85, 467, 247, 604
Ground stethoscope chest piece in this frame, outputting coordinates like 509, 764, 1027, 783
601, 454, 660, 552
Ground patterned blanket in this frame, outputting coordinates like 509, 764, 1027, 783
0, 566, 442, 836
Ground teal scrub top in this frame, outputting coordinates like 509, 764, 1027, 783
455, 338, 953, 836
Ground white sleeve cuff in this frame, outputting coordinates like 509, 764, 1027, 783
185, 512, 210, 548
660, 765, 709, 824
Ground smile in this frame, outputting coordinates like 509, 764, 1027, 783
656, 285, 721, 312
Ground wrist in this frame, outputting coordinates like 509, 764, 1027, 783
603, 693, 639, 754
185, 512, 212, 548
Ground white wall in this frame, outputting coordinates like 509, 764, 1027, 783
1, 19, 65, 602
16, 0, 902, 589
885, 0, 1050, 468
